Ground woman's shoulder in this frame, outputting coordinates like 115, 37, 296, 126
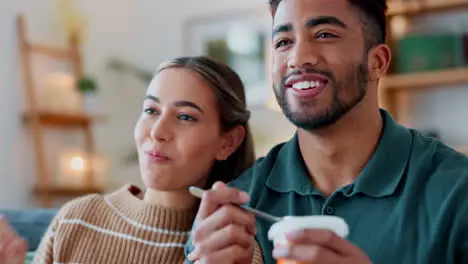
53, 185, 138, 221
54, 193, 106, 220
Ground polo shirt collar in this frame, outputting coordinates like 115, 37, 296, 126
266, 109, 412, 198
266, 133, 317, 195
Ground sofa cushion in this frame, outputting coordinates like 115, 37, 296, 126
0, 209, 57, 251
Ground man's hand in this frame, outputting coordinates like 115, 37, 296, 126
0, 215, 28, 264
272, 228, 371, 264
187, 182, 257, 264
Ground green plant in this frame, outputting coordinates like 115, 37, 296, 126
76, 75, 98, 94
108, 58, 153, 84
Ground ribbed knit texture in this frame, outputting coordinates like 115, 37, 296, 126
32, 185, 264, 264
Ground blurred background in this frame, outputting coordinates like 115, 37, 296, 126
0, 0, 467, 209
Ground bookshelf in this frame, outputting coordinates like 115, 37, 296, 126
380, 0, 468, 153
381, 67, 468, 91
387, 0, 468, 17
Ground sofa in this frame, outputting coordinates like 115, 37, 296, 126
0, 209, 57, 251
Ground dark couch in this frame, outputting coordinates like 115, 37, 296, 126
0, 209, 57, 251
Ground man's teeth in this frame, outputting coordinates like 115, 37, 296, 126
292, 81, 323, 90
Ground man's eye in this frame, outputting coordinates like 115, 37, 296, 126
275, 39, 291, 49
317, 32, 337, 39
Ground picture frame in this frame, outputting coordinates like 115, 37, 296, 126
183, 9, 273, 107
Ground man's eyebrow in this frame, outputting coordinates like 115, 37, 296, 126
305, 16, 348, 29
272, 16, 348, 38
272, 23, 292, 38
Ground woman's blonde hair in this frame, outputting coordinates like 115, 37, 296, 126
157, 56, 256, 186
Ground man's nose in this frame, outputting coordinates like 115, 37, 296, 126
287, 38, 320, 70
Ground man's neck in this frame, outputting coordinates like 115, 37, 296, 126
297, 104, 383, 196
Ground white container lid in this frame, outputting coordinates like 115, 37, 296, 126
268, 215, 349, 240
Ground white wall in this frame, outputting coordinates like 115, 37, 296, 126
1, 0, 466, 208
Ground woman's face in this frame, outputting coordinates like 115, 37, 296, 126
134, 68, 239, 191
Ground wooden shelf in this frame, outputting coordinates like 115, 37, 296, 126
33, 185, 104, 197
28, 43, 72, 59
23, 112, 107, 128
380, 67, 468, 91
388, 0, 468, 17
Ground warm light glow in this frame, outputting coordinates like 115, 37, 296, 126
58, 150, 109, 187
390, 15, 409, 39
70, 156, 85, 171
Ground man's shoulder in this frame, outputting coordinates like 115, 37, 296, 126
410, 129, 468, 177
408, 130, 468, 201
228, 141, 288, 192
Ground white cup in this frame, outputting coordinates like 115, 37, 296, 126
268, 215, 349, 264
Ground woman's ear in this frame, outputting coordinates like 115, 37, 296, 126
216, 125, 245, 161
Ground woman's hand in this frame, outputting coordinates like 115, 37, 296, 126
0, 215, 28, 264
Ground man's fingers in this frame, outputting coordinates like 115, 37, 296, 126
285, 228, 361, 256
193, 204, 256, 243
195, 184, 250, 223
273, 244, 339, 263
212, 181, 227, 190
199, 244, 253, 264
195, 224, 253, 256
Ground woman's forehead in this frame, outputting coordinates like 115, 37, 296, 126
146, 68, 218, 108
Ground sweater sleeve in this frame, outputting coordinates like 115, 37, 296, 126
32, 214, 58, 264
251, 239, 264, 264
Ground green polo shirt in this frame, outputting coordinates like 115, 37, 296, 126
185, 110, 468, 263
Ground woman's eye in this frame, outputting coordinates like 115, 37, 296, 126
178, 114, 197, 122
144, 107, 156, 115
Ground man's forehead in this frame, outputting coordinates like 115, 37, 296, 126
273, 0, 356, 27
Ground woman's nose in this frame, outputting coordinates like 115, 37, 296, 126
149, 118, 173, 142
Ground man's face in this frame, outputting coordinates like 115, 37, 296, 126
272, 0, 370, 131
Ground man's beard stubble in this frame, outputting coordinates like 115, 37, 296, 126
274, 62, 369, 131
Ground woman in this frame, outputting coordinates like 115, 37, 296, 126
0, 56, 263, 263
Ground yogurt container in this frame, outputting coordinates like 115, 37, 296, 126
268, 215, 349, 264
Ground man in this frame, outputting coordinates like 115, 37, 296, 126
0, 216, 28, 264
186, 0, 468, 263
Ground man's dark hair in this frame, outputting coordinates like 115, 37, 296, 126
268, 0, 388, 49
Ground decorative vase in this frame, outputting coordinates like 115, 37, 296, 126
82, 93, 99, 114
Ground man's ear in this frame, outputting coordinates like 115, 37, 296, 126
215, 125, 246, 161
367, 44, 391, 82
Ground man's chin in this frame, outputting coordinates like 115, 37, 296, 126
284, 109, 341, 131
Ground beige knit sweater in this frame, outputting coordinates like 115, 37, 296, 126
33, 185, 264, 264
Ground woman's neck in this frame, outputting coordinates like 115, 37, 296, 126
143, 188, 199, 210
